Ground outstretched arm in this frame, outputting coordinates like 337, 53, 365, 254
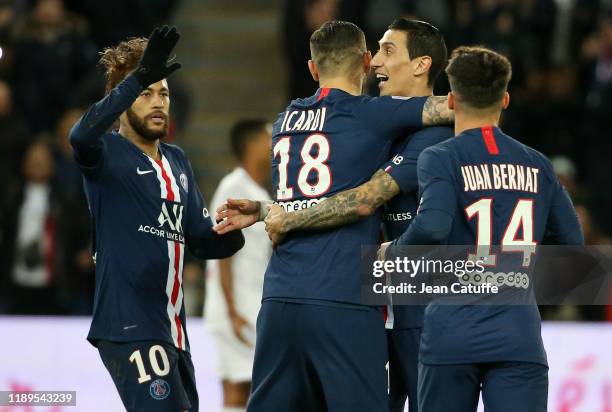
185, 197, 245, 260
212, 199, 273, 235
264, 170, 400, 244
69, 75, 142, 167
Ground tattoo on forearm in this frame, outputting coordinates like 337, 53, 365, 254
283, 170, 400, 232
422, 96, 454, 126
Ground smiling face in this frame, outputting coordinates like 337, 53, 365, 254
123, 79, 170, 141
371, 29, 418, 96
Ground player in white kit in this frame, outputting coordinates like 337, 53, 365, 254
204, 119, 272, 412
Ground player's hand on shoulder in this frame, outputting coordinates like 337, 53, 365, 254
264, 204, 287, 247
133, 25, 182, 88
213, 198, 260, 234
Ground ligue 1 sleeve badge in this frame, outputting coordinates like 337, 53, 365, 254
150, 378, 171, 400
180, 173, 188, 192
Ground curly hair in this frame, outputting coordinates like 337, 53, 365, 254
99, 37, 148, 93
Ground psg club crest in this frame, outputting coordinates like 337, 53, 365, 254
149, 378, 171, 400
179, 173, 188, 192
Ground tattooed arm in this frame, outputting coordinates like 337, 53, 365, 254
422, 96, 454, 126
264, 170, 400, 242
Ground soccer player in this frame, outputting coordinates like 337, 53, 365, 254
388, 46, 583, 412
214, 20, 453, 412
69, 26, 245, 412
204, 119, 272, 412
261, 19, 452, 412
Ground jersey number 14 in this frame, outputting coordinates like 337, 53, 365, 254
466, 198, 537, 267
273, 134, 331, 200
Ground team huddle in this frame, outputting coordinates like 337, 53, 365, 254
71, 16, 583, 412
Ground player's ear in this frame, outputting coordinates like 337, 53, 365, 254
502, 92, 510, 110
414, 56, 432, 77
448, 92, 455, 111
308, 59, 319, 81
363, 51, 372, 73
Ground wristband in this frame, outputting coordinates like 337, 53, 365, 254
259, 200, 273, 221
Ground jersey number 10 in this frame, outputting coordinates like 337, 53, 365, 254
274, 134, 332, 200
129, 345, 171, 384
466, 198, 537, 267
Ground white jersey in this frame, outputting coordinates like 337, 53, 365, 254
204, 167, 272, 331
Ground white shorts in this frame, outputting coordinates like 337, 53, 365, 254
208, 322, 256, 383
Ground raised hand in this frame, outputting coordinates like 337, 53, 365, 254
133, 25, 182, 87
213, 199, 261, 234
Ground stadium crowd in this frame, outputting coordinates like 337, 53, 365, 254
0, 0, 610, 320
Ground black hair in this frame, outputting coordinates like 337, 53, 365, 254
230, 119, 269, 161
446, 46, 512, 109
387, 18, 448, 87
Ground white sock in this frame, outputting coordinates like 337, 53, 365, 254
223, 408, 246, 412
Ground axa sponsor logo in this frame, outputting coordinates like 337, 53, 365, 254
158, 203, 184, 233
139, 202, 185, 242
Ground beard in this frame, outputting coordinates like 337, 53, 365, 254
126, 108, 168, 141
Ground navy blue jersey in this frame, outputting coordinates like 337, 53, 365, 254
413, 126, 582, 365
382, 127, 454, 239
381, 127, 454, 328
264, 88, 427, 304
70, 75, 243, 351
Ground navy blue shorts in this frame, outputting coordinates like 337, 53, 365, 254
388, 328, 421, 412
247, 300, 389, 412
98, 340, 198, 412
418, 362, 548, 412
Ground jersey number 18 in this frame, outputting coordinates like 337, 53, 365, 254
274, 134, 332, 200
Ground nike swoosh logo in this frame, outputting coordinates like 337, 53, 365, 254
137, 167, 154, 175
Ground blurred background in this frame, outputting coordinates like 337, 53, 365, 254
0, 0, 610, 410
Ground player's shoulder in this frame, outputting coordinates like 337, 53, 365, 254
424, 134, 457, 153
160, 141, 187, 159
160, 141, 192, 170
500, 131, 555, 172
409, 126, 454, 143
419, 138, 455, 165
160, 140, 185, 153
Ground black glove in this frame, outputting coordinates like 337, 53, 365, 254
133, 25, 182, 88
